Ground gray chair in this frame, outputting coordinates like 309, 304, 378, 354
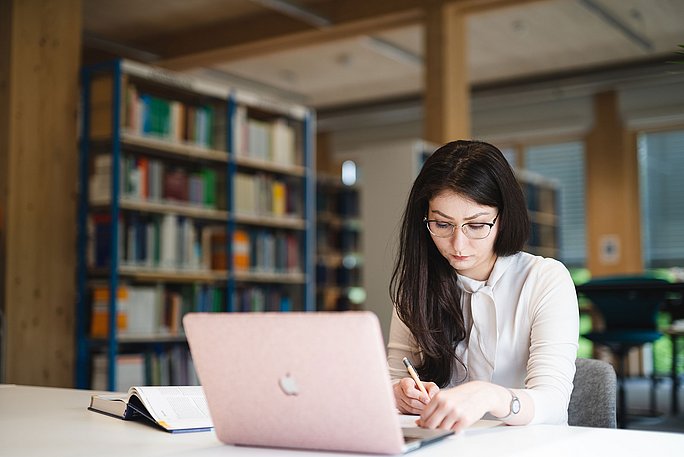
568, 358, 617, 428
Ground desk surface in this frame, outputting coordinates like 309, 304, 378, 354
1, 384, 683, 457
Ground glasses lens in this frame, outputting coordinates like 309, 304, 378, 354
463, 223, 491, 239
427, 221, 453, 238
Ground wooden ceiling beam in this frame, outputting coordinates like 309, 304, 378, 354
153, 0, 546, 71
155, 0, 422, 70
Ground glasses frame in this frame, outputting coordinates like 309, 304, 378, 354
423, 214, 499, 240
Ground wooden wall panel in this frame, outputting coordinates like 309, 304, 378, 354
1, 0, 82, 386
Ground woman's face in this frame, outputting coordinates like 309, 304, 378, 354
426, 190, 499, 281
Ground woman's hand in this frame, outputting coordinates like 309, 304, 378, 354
416, 381, 509, 433
393, 377, 440, 414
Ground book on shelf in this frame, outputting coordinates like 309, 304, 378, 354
89, 154, 221, 209
233, 229, 250, 270
89, 212, 224, 271
88, 385, 212, 433
91, 348, 201, 391
233, 105, 298, 165
233, 287, 293, 312
123, 82, 220, 149
92, 353, 146, 392
90, 284, 225, 339
233, 172, 302, 217
247, 230, 301, 274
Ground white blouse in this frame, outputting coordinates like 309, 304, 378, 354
387, 251, 579, 425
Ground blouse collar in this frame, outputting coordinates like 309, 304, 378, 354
457, 254, 516, 294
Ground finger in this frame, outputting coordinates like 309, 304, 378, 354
400, 391, 429, 413
398, 395, 424, 415
450, 412, 476, 434
418, 400, 445, 429
450, 418, 468, 434
436, 409, 462, 431
400, 378, 428, 404
425, 382, 440, 399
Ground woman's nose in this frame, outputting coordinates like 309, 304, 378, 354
451, 227, 468, 249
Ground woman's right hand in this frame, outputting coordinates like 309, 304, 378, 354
393, 377, 440, 414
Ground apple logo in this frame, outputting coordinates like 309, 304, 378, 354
278, 372, 300, 396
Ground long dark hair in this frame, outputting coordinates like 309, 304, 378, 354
389, 140, 530, 386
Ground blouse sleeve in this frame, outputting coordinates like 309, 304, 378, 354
386, 307, 422, 382
524, 258, 580, 425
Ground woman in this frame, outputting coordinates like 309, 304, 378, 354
388, 140, 578, 432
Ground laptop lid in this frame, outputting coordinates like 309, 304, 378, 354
183, 311, 451, 454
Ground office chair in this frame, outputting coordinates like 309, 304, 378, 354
581, 275, 669, 428
568, 358, 617, 428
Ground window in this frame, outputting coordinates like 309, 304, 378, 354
638, 129, 684, 268
524, 141, 586, 267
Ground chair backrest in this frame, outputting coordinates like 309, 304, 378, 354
580, 275, 669, 330
568, 358, 617, 428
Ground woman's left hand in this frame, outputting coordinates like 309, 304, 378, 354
416, 380, 506, 433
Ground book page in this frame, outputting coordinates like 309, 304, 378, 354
132, 386, 212, 431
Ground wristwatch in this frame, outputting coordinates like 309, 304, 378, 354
496, 389, 521, 421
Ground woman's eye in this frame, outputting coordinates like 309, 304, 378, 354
467, 224, 486, 230
435, 221, 451, 229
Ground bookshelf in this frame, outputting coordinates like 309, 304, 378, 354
315, 174, 364, 311
76, 59, 314, 391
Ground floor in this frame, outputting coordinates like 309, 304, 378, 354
623, 377, 684, 433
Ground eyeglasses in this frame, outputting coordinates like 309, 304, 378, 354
424, 215, 498, 240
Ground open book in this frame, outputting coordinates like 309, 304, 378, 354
88, 385, 213, 433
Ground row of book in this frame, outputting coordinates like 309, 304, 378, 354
90, 283, 225, 338
234, 172, 303, 218
316, 186, 360, 217
89, 154, 224, 209
522, 182, 557, 215
88, 211, 302, 273
88, 213, 227, 271
529, 221, 558, 249
316, 226, 361, 253
233, 229, 302, 274
233, 287, 295, 312
234, 105, 299, 165
91, 347, 199, 392
123, 83, 225, 150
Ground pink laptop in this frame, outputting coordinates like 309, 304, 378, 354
183, 311, 452, 454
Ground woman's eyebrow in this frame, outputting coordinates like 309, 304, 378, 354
430, 209, 491, 221
463, 212, 491, 221
429, 209, 454, 220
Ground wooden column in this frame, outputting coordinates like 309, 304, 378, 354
0, 0, 82, 386
585, 91, 642, 276
423, 1, 470, 144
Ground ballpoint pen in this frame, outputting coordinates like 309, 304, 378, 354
402, 357, 429, 398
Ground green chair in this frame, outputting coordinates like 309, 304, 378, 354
580, 275, 669, 428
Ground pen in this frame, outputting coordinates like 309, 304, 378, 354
402, 357, 429, 398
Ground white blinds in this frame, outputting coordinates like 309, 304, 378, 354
524, 141, 586, 267
638, 130, 684, 268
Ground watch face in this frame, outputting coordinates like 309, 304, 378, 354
511, 397, 521, 414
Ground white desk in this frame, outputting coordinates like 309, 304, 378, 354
1, 384, 683, 457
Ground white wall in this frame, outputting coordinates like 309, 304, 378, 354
339, 140, 432, 342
